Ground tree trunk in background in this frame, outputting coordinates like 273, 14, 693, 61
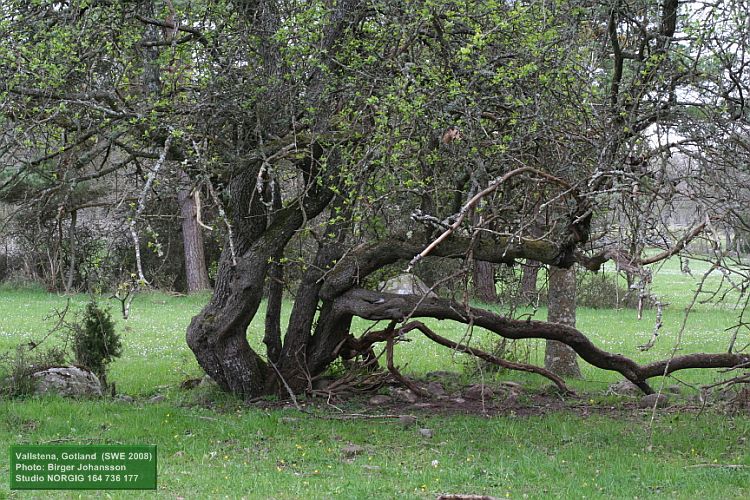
545, 265, 581, 378
473, 260, 497, 303
177, 170, 210, 293
65, 210, 77, 293
521, 259, 541, 299
263, 184, 284, 366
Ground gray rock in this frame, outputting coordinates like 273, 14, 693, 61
180, 378, 202, 390
341, 444, 365, 457
398, 415, 417, 427
665, 385, 682, 395
116, 394, 135, 403
32, 366, 102, 398
147, 394, 166, 404
607, 379, 642, 396
419, 428, 433, 438
425, 381, 446, 397
464, 384, 494, 400
199, 375, 217, 388
368, 395, 393, 405
390, 388, 418, 403
378, 274, 437, 297
639, 393, 669, 408
452, 397, 466, 404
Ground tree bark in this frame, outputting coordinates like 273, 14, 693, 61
472, 260, 497, 303
263, 184, 284, 366
177, 170, 210, 293
521, 259, 541, 299
65, 210, 77, 293
186, 156, 336, 398
545, 266, 581, 378
272, 242, 342, 392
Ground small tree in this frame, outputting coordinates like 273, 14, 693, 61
72, 301, 121, 388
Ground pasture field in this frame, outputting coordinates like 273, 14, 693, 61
0, 257, 748, 498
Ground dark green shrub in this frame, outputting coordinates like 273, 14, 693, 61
0, 345, 67, 398
71, 301, 121, 387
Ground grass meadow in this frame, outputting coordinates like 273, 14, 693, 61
0, 256, 749, 498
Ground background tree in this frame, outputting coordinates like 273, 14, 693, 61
546, 266, 581, 378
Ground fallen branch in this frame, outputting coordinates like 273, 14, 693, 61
319, 413, 417, 420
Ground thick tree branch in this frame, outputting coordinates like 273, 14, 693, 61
408, 166, 572, 270
332, 289, 750, 394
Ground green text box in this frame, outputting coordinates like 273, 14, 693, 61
10, 445, 156, 490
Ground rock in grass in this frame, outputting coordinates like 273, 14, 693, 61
32, 366, 102, 398
419, 428, 433, 438
390, 387, 419, 403
180, 378, 202, 390
341, 444, 365, 457
464, 384, 494, 400
639, 393, 669, 408
607, 379, 641, 396
425, 381, 446, 397
398, 415, 417, 427
368, 395, 392, 405
147, 394, 166, 404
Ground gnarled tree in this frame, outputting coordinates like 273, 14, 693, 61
2, 0, 750, 398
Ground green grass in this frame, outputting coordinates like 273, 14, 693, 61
1, 396, 749, 499
1, 257, 749, 498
